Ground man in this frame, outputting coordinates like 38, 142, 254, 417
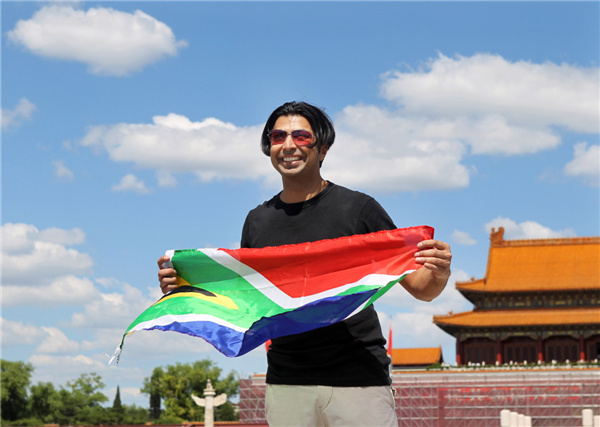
158, 101, 452, 426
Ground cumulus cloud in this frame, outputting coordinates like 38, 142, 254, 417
377, 269, 472, 357
379, 269, 472, 314
1, 223, 96, 306
79, 54, 598, 192
2, 97, 36, 131
330, 106, 470, 191
81, 113, 271, 186
1, 318, 45, 346
2, 223, 93, 285
564, 142, 599, 186
112, 174, 151, 194
36, 327, 80, 354
381, 53, 598, 134
111, 326, 215, 361
484, 217, 576, 240
7, 5, 187, 76
52, 160, 75, 180
451, 230, 477, 246
29, 354, 109, 379
3, 275, 99, 307
389, 311, 455, 349
70, 281, 154, 329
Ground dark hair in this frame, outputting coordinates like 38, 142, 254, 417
261, 101, 336, 157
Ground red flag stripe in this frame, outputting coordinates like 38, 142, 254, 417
224, 226, 433, 298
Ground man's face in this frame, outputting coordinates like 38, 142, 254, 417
269, 115, 327, 182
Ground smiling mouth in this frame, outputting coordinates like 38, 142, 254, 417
282, 156, 302, 162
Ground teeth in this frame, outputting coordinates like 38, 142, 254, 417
283, 157, 300, 162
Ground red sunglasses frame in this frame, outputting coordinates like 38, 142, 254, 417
268, 129, 315, 147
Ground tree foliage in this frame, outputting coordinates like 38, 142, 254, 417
1, 360, 34, 421
0, 359, 150, 426
1, 358, 239, 425
141, 359, 239, 422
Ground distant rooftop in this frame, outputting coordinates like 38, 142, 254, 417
456, 227, 599, 293
434, 307, 599, 329
391, 346, 443, 367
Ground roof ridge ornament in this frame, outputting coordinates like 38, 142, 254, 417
490, 227, 505, 246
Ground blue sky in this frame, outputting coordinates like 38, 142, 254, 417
2, 1, 598, 408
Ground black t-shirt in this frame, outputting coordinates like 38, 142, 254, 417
241, 182, 397, 386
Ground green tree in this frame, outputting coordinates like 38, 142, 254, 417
28, 381, 58, 422
215, 401, 237, 421
110, 385, 125, 424
145, 366, 164, 420
121, 404, 149, 424
113, 385, 123, 410
142, 359, 239, 422
1, 359, 34, 421
50, 372, 109, 425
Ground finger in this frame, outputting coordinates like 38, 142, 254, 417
415, 254, 451, 267
158, 268, 177, 280
160, 282, 178, 294
415, 248, 451, 262
157, 255, 170, 268
417, 239, 449, 250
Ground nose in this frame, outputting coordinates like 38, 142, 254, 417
281, 133, 296, 150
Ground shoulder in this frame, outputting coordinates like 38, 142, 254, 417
326, 182, 374, 203
246, 194, 280, 216
327, 183, 396, 233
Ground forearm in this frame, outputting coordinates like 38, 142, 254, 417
400, 266, 450, 302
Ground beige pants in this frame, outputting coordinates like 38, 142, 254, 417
265, 384, 398, 427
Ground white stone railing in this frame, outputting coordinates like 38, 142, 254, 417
501, 409, 600, 427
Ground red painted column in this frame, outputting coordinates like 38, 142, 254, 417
496, 336, 502, 365
456, 339, 462, 365
579, 334, 586, 362
537, 335, 544, 363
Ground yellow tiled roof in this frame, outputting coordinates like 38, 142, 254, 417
391, 347, 442, 366
456, 228, 599, 293
433, 307, 600, 327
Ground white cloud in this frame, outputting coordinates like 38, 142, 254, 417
52, 160, 75, 180
114, 327, 215, 362
1, 318, 45, 346
36, 327, 80, 354
157, 171, 177, 187
1, 223, 98, 307
79, 54, 598, 192
37, 226, 86, 246
1, 223, 93, 285
564, 142, 600, 186
378, 269, 472, 314
390, 311, 455, 349
29, 354, 109, 380
381, 53, 598, 134
378, 270, 472, 355
3, 275, 99, 307
329, 106, 470, 191
484, 217, 576, 240
112, 174, 151, 194
7, 5, 187, 76
2, 97, 36, 131
451, 230, 477, 246
81, 114, 270, 185
70, 281, 154, 329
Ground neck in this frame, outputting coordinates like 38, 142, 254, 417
280, 177, 328, 203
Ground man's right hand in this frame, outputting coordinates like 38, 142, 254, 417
157, 255, 178, 295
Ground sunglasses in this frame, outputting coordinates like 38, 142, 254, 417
268, 129, 315, 146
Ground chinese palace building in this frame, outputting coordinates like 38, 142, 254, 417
238, 228, 600, 426
433, 227, 600, 366
390, 346, 443, 370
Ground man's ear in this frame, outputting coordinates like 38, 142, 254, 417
319, 146, 328, 162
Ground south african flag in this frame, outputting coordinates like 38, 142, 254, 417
111, 226, 433, 362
